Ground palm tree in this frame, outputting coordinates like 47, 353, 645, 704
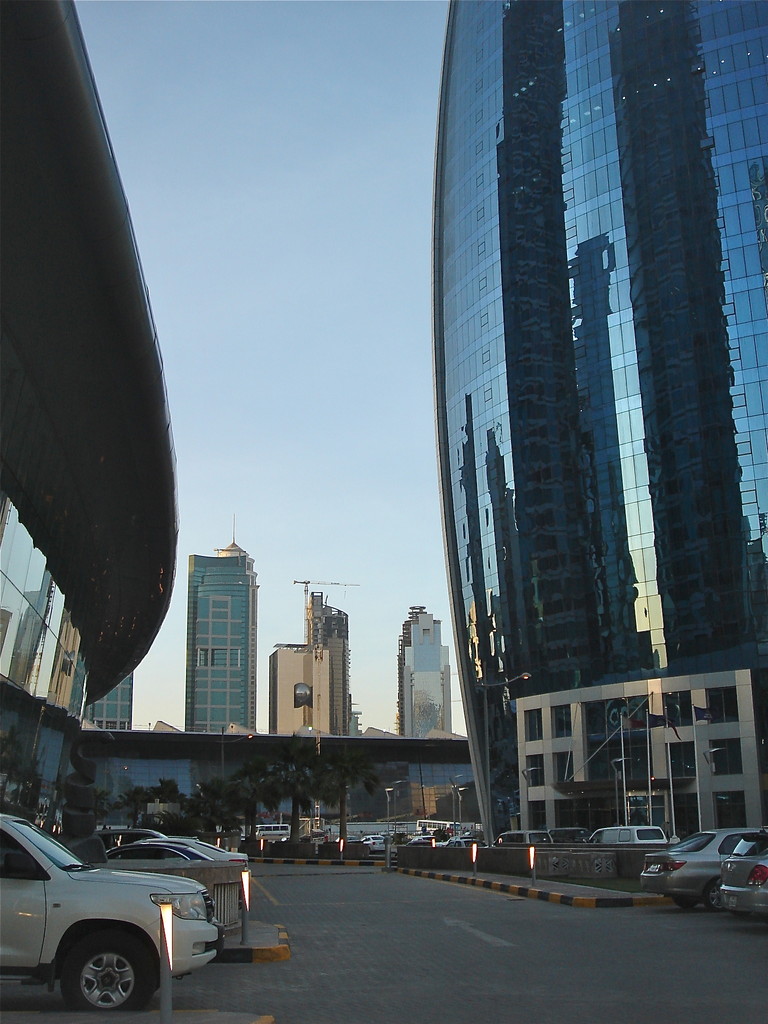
187, 777, 239, 832
113, 785, 152, 826
232, 757, 281, 838
269, 737, 320, 842
318, 746, 379, 841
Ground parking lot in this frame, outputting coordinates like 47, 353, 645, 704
2, 863, 765, 1024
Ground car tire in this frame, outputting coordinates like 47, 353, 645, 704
60, 929, 157, 1011
702, 879, 723, 912
671, 896, 698, 910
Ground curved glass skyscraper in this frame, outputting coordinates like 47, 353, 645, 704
433, 1, 767, 839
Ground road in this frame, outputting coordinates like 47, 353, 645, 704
1, 864, 765, 1023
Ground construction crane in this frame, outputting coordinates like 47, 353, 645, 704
292, 579, 360, 643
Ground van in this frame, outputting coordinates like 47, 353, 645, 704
253, 824, 290, 841
496, 830, 553, 846
588, 826, 667, 845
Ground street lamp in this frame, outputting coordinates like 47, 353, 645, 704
610, 758, 628, 826
457, 786, 467, 834
385, 788, 393, 834
476, 673, 530, 844
391, 779, 406, 839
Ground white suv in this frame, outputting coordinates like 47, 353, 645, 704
0, 814, 222, 1011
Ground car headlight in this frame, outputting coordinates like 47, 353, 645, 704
151, 891, 208, 920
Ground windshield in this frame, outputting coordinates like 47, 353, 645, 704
8, 818, 90, 870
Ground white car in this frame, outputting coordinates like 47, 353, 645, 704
360, 835, 386, 853
0, 814, 222, 1011
588, 826, 668, 845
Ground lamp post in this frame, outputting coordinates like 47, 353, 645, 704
391, 779, 406, 840
610, 758, 628, 825
457, 786, 467, 834
476, 673, 530, 844
703, 747, 725, 829
385, 787, 393, 834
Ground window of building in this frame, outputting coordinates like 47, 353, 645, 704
713, 790, 746, 828
709, 739, 743, 776
525, 708, 543, 741
707, 686, 739, 722
552, 704, 572, 737
211, 649, 228, 667
669, 741, 695, 778
528, 800, 546, 829
554, 751, 572, 782
196, 648, 209, 667
525, 753, 544, 784
664, 691, 692, 727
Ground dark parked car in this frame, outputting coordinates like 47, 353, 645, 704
106, 841, 214, 862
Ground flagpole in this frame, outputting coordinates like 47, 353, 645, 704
646, 710, 653, 825
694, 716, 703, 832
665, 734, 677, 841
619, 711, 628, 826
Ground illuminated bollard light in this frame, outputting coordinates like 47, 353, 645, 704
241, 869, 252, 946
471, 841, 478, 877
158, 901, 174, 1024
529, 844, 537, 886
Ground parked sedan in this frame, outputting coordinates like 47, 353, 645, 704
720, 831, 768, 920
360, 835, 387, 853
106, 841, 215, 862
144, 837, 249, 865
640, 828, 764, 910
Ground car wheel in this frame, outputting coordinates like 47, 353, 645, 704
671, 896, 698, 910
60, 930, 157, 1011
702, 879, 723, 911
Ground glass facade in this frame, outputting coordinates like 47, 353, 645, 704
185, 543, 259, 733
433, 1, 768, 838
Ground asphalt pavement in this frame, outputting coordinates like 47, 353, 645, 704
0, 864, 668, 1024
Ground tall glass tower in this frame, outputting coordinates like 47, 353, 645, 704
185, 542, 259, 733
433, 1, 767, 839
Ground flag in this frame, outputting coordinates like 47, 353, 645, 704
647, 712, 682, 739
622, 712, 645, 729
694, 706, 713, 723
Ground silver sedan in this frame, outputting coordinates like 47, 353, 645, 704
720, 832, 768, 920
640, 828, 764, 910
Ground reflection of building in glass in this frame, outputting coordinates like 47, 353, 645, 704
1, 0, 177, 825
94, 729, 477, 829
433, 1, 768, 839
185, 542, 259, 733
268, 592, 350, 736
85, 675, 134, 732
398, 607, 452, 737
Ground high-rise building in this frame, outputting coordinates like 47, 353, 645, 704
433, 1, 767, 840
85, 674, 134, 732
268, 592, 350, 736
398, 607, 452, 737
185, 542, 258, 733
1, 0, 177, 826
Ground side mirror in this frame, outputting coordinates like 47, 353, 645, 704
1, 850, 47, 880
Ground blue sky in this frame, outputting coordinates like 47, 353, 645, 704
75, 0, 462, 735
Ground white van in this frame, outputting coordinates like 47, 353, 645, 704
253, 824, 290, 841
588, 826, 667, 845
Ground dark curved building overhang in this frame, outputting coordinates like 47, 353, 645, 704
1, 0, 178, 704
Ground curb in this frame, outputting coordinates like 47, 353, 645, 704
249, 857, 377, 866
392, 867, 671, 908
216, 926, 291, 963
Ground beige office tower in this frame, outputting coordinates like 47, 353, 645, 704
269, 592, 350, 736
